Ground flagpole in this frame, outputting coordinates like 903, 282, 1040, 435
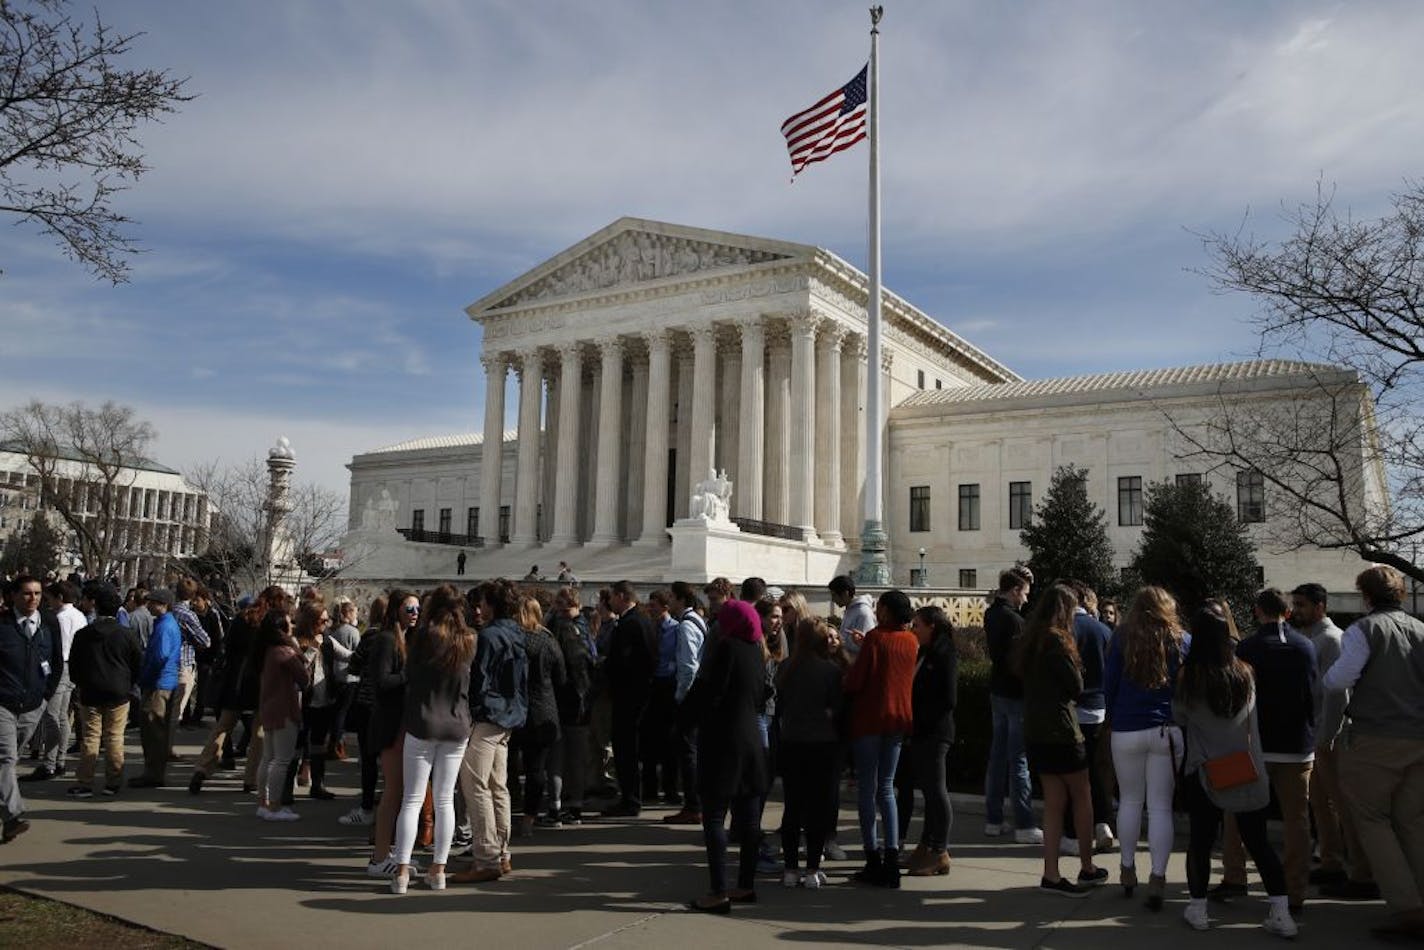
856, 4, 892, 587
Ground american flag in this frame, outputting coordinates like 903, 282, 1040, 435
781, 65, 868, 177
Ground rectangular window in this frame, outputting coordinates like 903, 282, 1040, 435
1175, 473, 1203, 488
958, 568, 977, 589
1118, 476, 1143, 526
411, 509, 425, 532
499, 505, 511, 543
958, 483, 980, 531
935, 379, 943, 390
438, 507, 452, 535
1237, 470, 1265, 523
909, 485, 931, 532
1009, 481, 1032, 530
467, 506, 479, 538
917, 369, 926, 390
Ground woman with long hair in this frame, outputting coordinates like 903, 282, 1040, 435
777, 589, 812, 642
1105, 585, 1186, 907
1175, 606, 1296, 937
365, 589, 418, 878
906, 605, 957, 877
547, 587, 594, 825
1017, 584, 1107, 896
292, 603, 337, 802
513, 594, 566, 839
775, 618, 843, 888
254, 610, 309, 821
339, 595, 386, 827
389, 585, 476, 894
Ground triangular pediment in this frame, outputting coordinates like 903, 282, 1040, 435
467, 217, 813, 316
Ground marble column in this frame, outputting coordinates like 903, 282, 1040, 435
815, 324, 844, 546
788, 313, 819, 538
675, 352, 694, 519
764, 336, 791, 525
687, 325, 717, 491
637, 330, 673, 545
541, 359, 559, 542
512, 349, 543, 546
478, 352, 507, 545
736, 320, 765, 520
591, 337, 624, 544
579, 366, 599, 542
625, 353, 649, 540
840, 334, 866, 546
550, 342, 583, 545
718, 344, 741, 491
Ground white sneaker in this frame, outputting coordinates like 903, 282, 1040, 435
803, 870, 827, 889
1183, 901, 1211, 931
984, 822, 1006, 837
390, 871, 409, 895
782, 870, 801, 888
367, 856, 400, 879
1059, 836, 1081, 857
1263, 904, 1298, 939
263, 806, 300, 822
426, 871, 446, 891
1094, 823, 1117, 852
338, 806, 375, 826
1014, 827, 1044, 845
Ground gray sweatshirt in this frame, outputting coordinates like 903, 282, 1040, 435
1174, 689, 1270, 813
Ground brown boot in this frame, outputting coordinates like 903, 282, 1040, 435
909, 848, 951, 877
903, 843, 929, 869
501, 856, 513, 875
333, 740, 347, 761
450, 866, 503, 884
297, 763, 311, 788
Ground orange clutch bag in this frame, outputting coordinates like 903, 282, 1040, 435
1203, 750, 1258, 790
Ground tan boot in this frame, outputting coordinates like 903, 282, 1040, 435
904, 843, 929, 870
909, 848, 951, 877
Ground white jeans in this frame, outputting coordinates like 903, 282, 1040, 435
393, 734, 469, 866
258, 722, 299, 807
1111, 724, 1181, 876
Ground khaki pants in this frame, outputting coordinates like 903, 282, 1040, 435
460, 722, 511, 871
195, 708, 263, 787
166, 668, 196, 754
1340, 733, 1424, 915
1223, 760, 1313, 905
139, 689, 172, 783
76, 703, 130, 789
1311, 743, 1374, 881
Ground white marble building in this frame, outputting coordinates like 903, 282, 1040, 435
345, 217, 1382, 597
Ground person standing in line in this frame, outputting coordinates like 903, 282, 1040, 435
513, 594, 565, 839
325, 597, 360, 761
165, 578, 211, 760
1104, 585, 1186, 908
601, 581, 656, 818
828, 574, 873, 660
686, 599, 769, 914
1018, 584, 1109, 897
365, 590, 417, 878
843, 589, 919, 889
389, 585, 476, 894
24, 580, 85, 782
984, 568, 1041, 844
295, 603, 338, 801
452, 579, 528, 884
548, 587, 594, 825
131, 589, 181, 788
188, 587, 225, 728
0, 575, 63, 842
65, 584, 141, 798
253, 610, 309, 822
338, 596, 386, 828
642, 589, 680, 806
1060, 581, 1115, 858
905, 605, 958, 877
1323, 565, 1424, 941
663, 582, 707, 826
1215, 589, 1316, 914
1176, 606, 1297, 937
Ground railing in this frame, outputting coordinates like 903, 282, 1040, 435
397, 529, 485, 547
731, 518, 810, 542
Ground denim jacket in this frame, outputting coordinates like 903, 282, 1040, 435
470, 617, 528, 730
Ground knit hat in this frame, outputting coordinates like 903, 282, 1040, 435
719, 599, 763, 644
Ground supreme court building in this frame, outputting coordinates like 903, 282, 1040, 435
344, 217, 1380, 599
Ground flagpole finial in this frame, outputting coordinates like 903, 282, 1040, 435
870, 5, 884, 29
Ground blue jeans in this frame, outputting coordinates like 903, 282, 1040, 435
853, 733, 903, 852
985, 694, 1034, 829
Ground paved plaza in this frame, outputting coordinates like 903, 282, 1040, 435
0, 725, 1387, 949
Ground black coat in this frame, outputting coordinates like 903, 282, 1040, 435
518, 627, 567, 742
605, 608, 656, 706
217, 615, 259, 711
551, 614, 595, 726
0, 608, 63, 714
68, 617, 142, 707
911, 632, 958, 742
688, 636, 768, 801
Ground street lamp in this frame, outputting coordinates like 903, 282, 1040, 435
917, 547, 927, 588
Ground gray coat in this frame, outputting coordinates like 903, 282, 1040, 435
1174, 690, 1269, 812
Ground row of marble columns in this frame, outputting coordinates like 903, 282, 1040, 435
478, 315, 877, 548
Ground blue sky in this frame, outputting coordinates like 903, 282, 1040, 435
3, 0, 1422, 498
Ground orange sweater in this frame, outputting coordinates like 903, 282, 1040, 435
844, 625, 918, 739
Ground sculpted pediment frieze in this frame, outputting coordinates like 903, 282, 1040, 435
489, 231, 793, 309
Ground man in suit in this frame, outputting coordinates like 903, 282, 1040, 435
0, 575, 64, 842
602, 580, 656, 817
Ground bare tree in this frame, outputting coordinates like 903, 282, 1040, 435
1181, 181, 1424, 583
1, 0, 193, 282
0, 399, 156, 577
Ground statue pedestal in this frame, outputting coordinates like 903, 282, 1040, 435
666, 519, 845, 585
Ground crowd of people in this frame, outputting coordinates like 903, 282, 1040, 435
0, 563, 1420, 942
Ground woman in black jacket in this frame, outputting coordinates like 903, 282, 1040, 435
549, 587, 594, 824
906, 605, 958, 877
365, 590, 416, 879
514, 595, 566, 838
686, 599, 768, 915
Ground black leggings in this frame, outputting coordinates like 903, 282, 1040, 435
520, 736, 553, 818
353, 703, 379, 811
1183, 768, 1286, 898
914, 738, 953, 850
702, 792, 760, 894
780, 741, 839, 871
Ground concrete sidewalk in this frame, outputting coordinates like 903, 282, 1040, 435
0, 726, 1392, 949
